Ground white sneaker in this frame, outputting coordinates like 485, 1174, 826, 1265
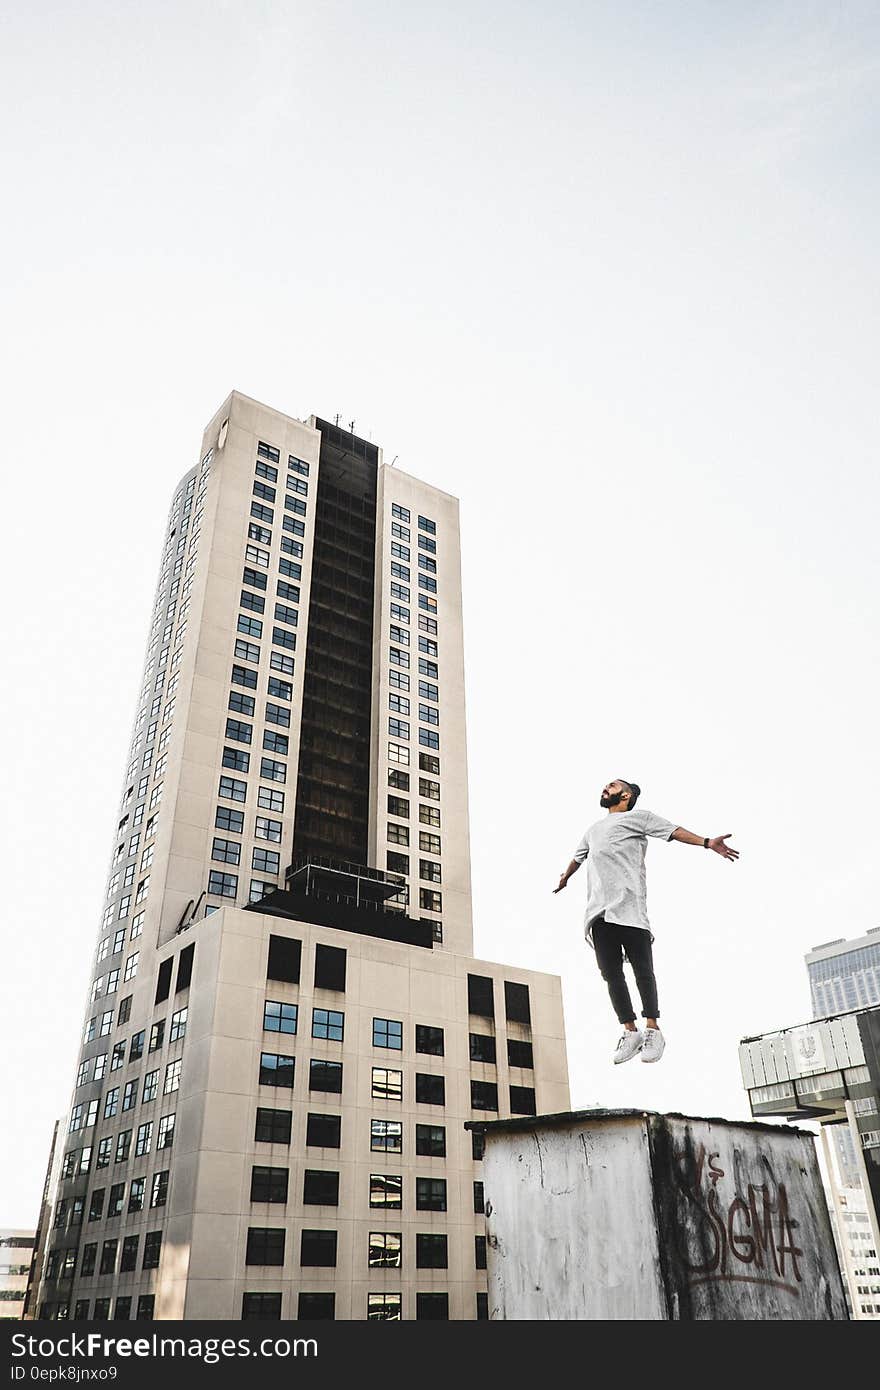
613, 1029, 644, 1065
641, 1028, 665, 1063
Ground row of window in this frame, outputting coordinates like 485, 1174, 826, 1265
257, 1055, 535, 1113
263, 936, 533, 1030
387, 506, 442, 918
40, 1291, 486, 1322
46, 1230, 162, 1282
246, 1217, 481, 1273
253, 1107, 486, 1160
70, 1100, 177, 1145
76, 1010, 187, 1090
40, 1295, 155, 1321
260, 1005, 531, 1069
54, 1170, 169, 1234
247, 1165, 482, 1213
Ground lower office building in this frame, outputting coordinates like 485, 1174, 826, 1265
1, 1231, 35, 1320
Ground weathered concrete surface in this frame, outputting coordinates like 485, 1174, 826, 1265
470, 1109, 848, 1320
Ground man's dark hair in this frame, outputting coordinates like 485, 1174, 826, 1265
619, 780, 641, 810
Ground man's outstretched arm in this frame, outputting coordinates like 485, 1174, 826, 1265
671, 827, 739, 860
553, 859, 582, 893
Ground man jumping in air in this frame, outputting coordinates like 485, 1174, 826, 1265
554, 779, 739, 1065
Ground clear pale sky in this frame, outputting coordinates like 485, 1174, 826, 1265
2, 1, 879, 1225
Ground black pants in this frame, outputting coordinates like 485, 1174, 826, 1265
592, 917, 659, 1024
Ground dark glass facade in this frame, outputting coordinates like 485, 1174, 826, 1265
292, 421, 378, 864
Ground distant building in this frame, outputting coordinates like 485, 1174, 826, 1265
739, 1002, 880, 1319
1, 1231, 35, 1319
806, 928, 880, 1018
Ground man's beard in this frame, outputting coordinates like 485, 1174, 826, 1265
600, 791, 625, 809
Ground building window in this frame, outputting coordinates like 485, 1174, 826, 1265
212, 836, 241, 865
255, 1108, 292, 1145
228, 690, 256, 716
297, 1292, 335, 1320
416, 1232, 448, 1266
467, 974, 494, 1017
309, 1059, 343, 1094
208, 870, 238, 898
388, 768, 410, 791
415, 1124, 446, 1158
419, 752, 440, 774
303, 1171, 340, 1206
372, 1067, 403, 1101
505, 980, 532, 1024
510, 1085, 537, 1116
169, 1007, 187, 1042
222, 747, 250, 773
415, 1180, 448, 1216
245, 1228, 285, 1266
472, 1131, 485, 1161
386, 851, 409, 874
120, 1236, 139, 1273
387, 823, 409, 846
367, 1293, 401, 1321
475, 1235, 488, 1269
373, 1018, 403, 1050
305, 1112, 341, 1148
99, 1241, 118, 1275
312, 1008, 344, 1041
474, 1181, 485, 1214
216, 805, 245, 833
419, 888, 442, 913
163, 1059, 182, 1094
314, 944, 346, 991
391, 503, 410, 522
136, 1296, 155, 1322
128, 1178, 145, 1213
415, 1073, 445, 1106
470, 1033, 496, 1064
157, 1113, 175, 1149
300, 1230, 337, 1267
264, 1000, 298, 1034
371, 1119, 403, 1152
251, 1166, 289, 1204
267, 934, 301, 983
369, 1174, 402, 1209
258, 786, 285, 812
508, 1038, 534, 1068
241, 1292, 282, 1322
142, 1071, 158, 1104
416, 1293, 449, 1320
420, 859, 441, 884
471, 1080, 499, 1112
388, 741, 410, 765
368, 1232, 402, 1269
259, 1053, 295, 1088
134, 1123, 152, 1156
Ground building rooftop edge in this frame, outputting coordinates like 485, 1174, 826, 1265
739, 1000, 879, 1045
464, 1107, 804, 1137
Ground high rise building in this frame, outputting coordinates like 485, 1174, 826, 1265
806, 929, 880, 1020
30, 392, 570, 1321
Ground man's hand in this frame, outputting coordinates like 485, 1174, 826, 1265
709, 834, 739, 861
553, 859, 581, 894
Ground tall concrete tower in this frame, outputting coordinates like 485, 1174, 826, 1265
31, 392, 569, 1321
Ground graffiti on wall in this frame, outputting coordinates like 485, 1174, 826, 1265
669, 1140, 804, 1296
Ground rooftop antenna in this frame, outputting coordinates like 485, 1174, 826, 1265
390, 455, 399, 467
349, 420, 356, 434
334, 413, 341, 427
